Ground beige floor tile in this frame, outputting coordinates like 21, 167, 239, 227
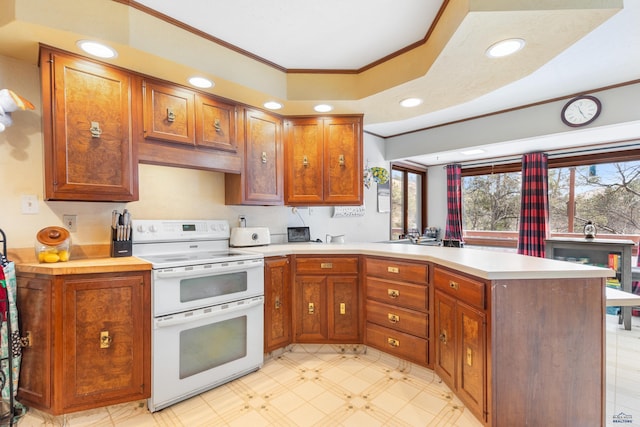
16, 314, 640, 426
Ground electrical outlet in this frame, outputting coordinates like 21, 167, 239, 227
63, 214, 77, 232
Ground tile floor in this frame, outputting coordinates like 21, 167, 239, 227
13, 314, 640, 427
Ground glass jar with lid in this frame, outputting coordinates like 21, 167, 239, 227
35, 226, 71, 263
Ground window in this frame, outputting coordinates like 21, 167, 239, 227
390, 164, 426, 239
461, 149, 640, 243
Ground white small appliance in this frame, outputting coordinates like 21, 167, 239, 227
230, 227, 271, 247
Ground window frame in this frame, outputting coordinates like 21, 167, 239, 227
390, 162, 427, 239
461, 148, 640, 250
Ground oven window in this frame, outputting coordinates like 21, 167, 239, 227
180, 272, 248, 303
179, 316, 247, 379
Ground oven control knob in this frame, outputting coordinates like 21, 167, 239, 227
136, 225, 146, 233
149, 225, 157, 233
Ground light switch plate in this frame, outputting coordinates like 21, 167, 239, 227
21, 195, 39, 214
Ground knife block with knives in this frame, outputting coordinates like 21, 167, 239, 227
110, 209, 132, 257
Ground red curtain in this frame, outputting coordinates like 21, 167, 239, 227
445, 164, 464, 242
517, 152, 549, 257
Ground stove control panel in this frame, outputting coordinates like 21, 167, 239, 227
132, 219, 230, 243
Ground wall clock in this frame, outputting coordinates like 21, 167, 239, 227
561, 95, 601, 127
583, 220, 597, 239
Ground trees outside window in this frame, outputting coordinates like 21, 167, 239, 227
390, 164, 426, 239
462, 156, 640, 237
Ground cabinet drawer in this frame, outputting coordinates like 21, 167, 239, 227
366, 277, 428, 311
366, 258, 428, 283
366, 322, 428, 366
433, 267, 485, 309
366, 299, 428, 338
295, 257, 359, 275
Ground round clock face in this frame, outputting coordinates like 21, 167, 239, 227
584, 222, 597, 238
561, 95, 601, 127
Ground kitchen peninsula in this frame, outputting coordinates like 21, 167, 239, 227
16, 243, 611, 426
254, 242, 611, 427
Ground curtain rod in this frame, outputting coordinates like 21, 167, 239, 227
457, 140, 640, 169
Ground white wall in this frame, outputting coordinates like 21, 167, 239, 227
0, 54, 391, 251
427, 166, 447, 232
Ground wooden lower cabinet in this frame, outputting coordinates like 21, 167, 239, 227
292, 256, 360, 343
434, 289, 486, 421
364, 257, 430, 366
16, 271, 151, 415
264, 256, 292, 353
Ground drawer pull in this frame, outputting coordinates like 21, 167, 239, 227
308, 302, 315, 314
340, 303, 346, 315
387, 266, 399, 274
439, 330, 447, 344
303, 155, 309, 167
166, 107, 175, 123
321, 263, 333, 269
387, 337, 400, 348
20, 331, 32, 348
467, 347, 473, 367
388, 313, 400, 323
100, 330, 112, 349
449, 280, 459, 290
387, 289, 400, 298
89, 121, 102, 138
275, 297, 281, 309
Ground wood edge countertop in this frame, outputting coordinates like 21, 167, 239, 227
16, 257, 152, 275
11, 245, 152, 275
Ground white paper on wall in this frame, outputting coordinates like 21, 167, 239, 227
332, 205, 366, 217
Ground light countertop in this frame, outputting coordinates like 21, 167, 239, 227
16, 242, 614, 281
241, 242, 614, 281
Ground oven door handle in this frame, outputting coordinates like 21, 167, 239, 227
154, 297, 264, 328
155, 261, 263, 279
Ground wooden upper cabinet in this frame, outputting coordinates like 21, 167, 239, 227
284, 118, 324, 205
142, 80, 239, 152
195, 94, 237, 152
142, 80, 195, 145
225, 108, 283, 205
41, 47, 138, 202
285, 116, 363, 205
324, 117, 362, 204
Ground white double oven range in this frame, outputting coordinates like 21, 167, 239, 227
132, 219, 265, 412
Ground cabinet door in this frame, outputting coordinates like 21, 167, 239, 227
294, 275, 327, 342
16, 276, 52, 410
264, 257, 292, 352
434, 290, 456, 389
284, 118, 324, 204
195, 94, 237, 152
244, 109, 284, 204
143, 80, 195, 145
61, 274, 149, 410
457, 302, 486, 422
42, 49, 138, 201
323, 117, 362, 204
328, 276, 359, 341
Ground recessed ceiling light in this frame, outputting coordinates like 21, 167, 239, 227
314, 104, 333, 113
400, 98, 423, 108
461, 149, 486, 155
188, 77, 213, 89
486, 38, 525, 58
264, 101, 283, 110
77, 40, 117, 59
